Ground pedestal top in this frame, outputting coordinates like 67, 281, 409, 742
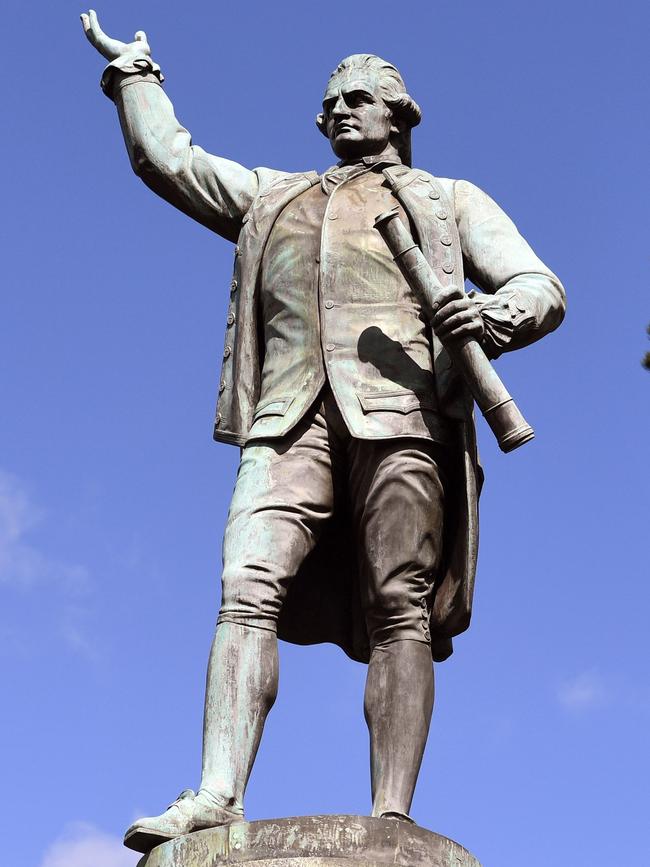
137, 814, 481, 867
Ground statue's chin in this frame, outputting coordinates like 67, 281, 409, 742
331, 137, 384, 162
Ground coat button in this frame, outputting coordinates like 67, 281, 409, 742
442, 262, 455, 274
327, 211, 338, 220
440, 235, 452, 246
227, 312, 235, 326
215, 413, 222, 426
326, 343, 335, 351
436, 210, 448, 220
428, 190, 440, 200
219, 379, 226, 393
223, 345, 232, 359
234, 245, 240, 255
324, 300, 334, 309
230, 279, 238, 292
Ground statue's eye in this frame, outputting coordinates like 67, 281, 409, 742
347, 91, 372, 108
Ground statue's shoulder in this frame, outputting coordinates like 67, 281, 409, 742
408, 167, 457, 196
387, 166, 459, 209
407, 170, 496, 216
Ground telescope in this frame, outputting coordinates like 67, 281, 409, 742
374, 208, 534, 453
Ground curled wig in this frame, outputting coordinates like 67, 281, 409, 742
318, 54, 421, 165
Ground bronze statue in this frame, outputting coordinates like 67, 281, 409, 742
81, 10, 566, 856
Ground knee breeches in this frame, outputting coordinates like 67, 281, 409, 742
217, 388, 449, 650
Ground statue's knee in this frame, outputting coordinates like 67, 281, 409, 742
218, 566, 283, 628
364, 585, 432, 648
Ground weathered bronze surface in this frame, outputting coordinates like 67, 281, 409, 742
81, 10, 565, 862
137, 815, 480, 867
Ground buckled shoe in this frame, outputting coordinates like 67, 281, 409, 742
124, 789, 244, 853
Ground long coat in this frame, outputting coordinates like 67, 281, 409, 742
107, 68, 566, 662
216, 165, 482, 662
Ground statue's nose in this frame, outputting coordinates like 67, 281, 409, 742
331, 94, 350, 118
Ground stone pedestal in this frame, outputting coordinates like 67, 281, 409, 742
137, 815, 481, 867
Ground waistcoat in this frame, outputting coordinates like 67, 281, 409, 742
214, 164, 471, 448
247, 167, 453, 443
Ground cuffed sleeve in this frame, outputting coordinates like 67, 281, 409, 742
455, 180, 566, 357
100, 51, 164, 98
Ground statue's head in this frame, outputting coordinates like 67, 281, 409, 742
316, 54, 421, 166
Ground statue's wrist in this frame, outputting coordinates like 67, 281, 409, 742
101, 53, 164, 99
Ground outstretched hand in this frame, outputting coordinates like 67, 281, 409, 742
80, 9, 150, 61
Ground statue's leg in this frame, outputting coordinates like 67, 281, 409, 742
202, 403, 341, 810
349, 438, 451, 819
198, 621, 278, 814
124, 399, 338, 853
364, 639, 434, 818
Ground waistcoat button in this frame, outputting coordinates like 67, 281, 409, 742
440, 235, 452, 246
230, 278, 238, 292
234, 245, 240, 255
442, 263, 455, 274
428, 190, 440, 200
328, 212, 338, 220
219, 379, 226, 393
223, 345, 232, 359
326, 343, 335, 352
227, 312, 235, 326
215, 413, 222, 426
324, 300, 334, 309
436, 210, 448, 220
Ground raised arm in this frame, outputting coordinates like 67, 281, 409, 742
81, 10, 258, 242
454, 179, 566, 358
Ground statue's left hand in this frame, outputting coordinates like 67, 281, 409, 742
431, 294, 486, 344
80, 9, 151, 61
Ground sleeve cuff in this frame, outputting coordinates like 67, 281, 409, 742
469, 290, 535, 359
101, 52, 164, 99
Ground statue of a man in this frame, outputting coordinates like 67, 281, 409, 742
81, 11, 565, 855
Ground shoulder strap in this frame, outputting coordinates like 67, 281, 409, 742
382, 165, 418, 193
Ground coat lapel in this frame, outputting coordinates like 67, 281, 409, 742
219, 171, 321, 442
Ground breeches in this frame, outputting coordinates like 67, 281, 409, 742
217, 386, 450, 649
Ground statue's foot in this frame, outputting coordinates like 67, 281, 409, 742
124, 789, 244, 854
378, 811, 415, 823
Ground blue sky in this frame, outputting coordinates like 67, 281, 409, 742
1, 1, 648, 865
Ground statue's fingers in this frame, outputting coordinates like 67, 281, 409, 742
430, 289, 461, 317
89, 9, 107, 44
134, 30, 147, 42
432, 298, 466, 323
439, 321, 480, 343
87, 8, 100, 35
81, 11, 98, 43
89, 8, 120, 57
434, 312, 463, 336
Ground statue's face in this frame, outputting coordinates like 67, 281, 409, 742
320, 70, 396, 160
